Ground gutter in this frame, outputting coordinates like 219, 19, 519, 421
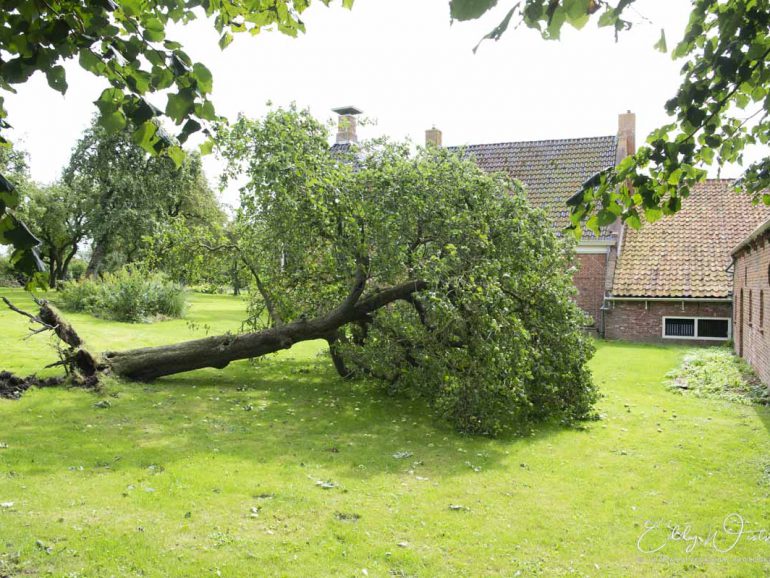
605, 296, 732, 303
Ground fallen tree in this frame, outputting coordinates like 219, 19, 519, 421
4, 107, 598, 435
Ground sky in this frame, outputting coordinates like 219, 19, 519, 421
3, 0, 707, 205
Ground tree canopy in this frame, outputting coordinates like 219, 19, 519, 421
3, 0, 768, 274
61, 119, 224, 276
451, 0, 770, 234
0, 0, 352, 281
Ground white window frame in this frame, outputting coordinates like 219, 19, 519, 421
661, 316, 732, 341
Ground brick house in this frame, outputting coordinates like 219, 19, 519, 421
331, 108, 769, 343
604, 180, 770, 343
731, 218, 770, 383
444, 113, 635, 329
436, 115, 769, 343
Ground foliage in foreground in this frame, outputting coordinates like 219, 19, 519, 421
453, 0, 770, 234
667, 347, 769, 405
57, 267, 186, 323
217, 107, 597, 435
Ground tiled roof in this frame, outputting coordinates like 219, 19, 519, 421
451, 136, 618, 239
611, 180, 770, 298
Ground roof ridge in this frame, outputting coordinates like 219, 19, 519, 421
448, 135, 617, 149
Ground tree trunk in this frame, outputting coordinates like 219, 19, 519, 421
59, 242, 79, 282
86, 242, 107, 277
103, 279, 426, 381
48, 253, 58, 289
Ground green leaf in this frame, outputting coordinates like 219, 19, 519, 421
132, 120, 160, 154
653, 28, 667, 53
199, 137, 215, 155
45, 65, 68, 94
98, 110, 127, 133
79, 49, 103, 74
596, 209, 616, 227
564, 0, 590, 30
0, 173, 19, 209
450, 0, 498, 22
166, 90, 195, 123
195, 99, 217, 121
94, 88, 124, 115
125, 97, 161, 126
473, 7, 516, 53
142, 17, 165, 42
166, 145, 185, 168
219, 32, 233, 50
192, 63, 213, 93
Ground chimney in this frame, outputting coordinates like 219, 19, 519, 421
425, 126, 442, 147
616, 110, 636, 162
332, 106, 363, 144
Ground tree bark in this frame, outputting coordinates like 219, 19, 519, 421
104, 279, 426, 381
86, 242, 107, 277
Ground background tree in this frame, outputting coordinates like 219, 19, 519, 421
0, 0, 354, 277
17, 181, 88, 287
451, 0, 770, 233
21, 107, 597, 435
63, 120, 221, 276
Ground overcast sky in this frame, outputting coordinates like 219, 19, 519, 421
3, 0, 715, 205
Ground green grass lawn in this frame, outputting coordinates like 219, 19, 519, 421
1, 287, 769, 577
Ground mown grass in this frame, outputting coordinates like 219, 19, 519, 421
1, 287, 769, 577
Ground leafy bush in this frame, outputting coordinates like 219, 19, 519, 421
57, 267, 186, 323
666, 347, 769, 405
0, 255, 20, 287
67, 258, 88, 281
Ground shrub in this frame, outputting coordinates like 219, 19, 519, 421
0, 255, 20, 287
57, 267, 186, 323
67, 258, 88, 281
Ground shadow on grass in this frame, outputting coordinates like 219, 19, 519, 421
754, 401, 770, 435
0, 356, 578, 484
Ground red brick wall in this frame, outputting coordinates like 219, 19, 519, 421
604, 300, 732, 344
733, 236, 770, 385
573, 252, 607, 329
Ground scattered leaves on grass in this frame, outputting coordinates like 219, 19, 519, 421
465, 461, 482, 472
35, 539, 52, 554
334, 512, 360, 522
666, 348, 769, 405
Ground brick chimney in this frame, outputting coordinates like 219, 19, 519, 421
425, 126, 442, 147
616, 110, 636, 163
332, 106, 362, 144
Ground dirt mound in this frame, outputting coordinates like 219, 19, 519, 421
0, 371, 64, 400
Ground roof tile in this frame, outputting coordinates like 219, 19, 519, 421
611, 180, 770, 298
452, 136, 618, 239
